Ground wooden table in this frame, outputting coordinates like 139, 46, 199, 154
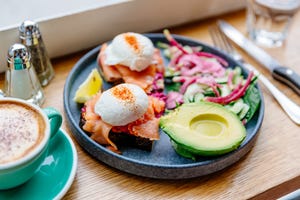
2, 9, 300, 199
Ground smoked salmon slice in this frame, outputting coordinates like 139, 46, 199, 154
82, 92, 117, 151
97, 43, 122, 83
81, 93, 165, 152
97, 43, 164, 93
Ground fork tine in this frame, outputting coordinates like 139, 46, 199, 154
209, 25, 223, 50
219, 26, 236, 55
209, 23, 243, 63
209, 24, 233, 55
209, 25, 221, 49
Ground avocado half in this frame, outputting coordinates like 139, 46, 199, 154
160, 102, 246, 159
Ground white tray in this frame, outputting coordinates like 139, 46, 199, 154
0, 0, 245, 72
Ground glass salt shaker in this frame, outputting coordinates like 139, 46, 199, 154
19, 20, 54, 86
5, 43, 45, 106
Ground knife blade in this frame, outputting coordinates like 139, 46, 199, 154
218, 20, 300, 95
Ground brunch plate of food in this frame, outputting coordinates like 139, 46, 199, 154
63, 31, 264, 179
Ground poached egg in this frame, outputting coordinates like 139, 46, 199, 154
94, 83, 149, 126
104, 32, 155, 72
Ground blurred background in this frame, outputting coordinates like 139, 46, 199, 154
0, 0, 245, 72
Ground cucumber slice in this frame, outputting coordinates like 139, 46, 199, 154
232, 67, 243, 85
183, 83, 203, 103
220, 85, 231, 97
215, 77, 228, 84
238, 103, 250, 119
226, 99, 245, 115
194, 93, 204, 102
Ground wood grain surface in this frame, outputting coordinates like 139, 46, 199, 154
1, 9, 300, 200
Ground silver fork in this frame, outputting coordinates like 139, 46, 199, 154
209, 24, 300, 125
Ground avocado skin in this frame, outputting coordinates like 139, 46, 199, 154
172, 137, 244, 158
171, 140, 197, 161
160, 102, 246, 159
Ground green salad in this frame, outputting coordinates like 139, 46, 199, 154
159, 30, 261, 124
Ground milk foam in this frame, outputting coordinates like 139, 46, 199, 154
0, 103, 44, 164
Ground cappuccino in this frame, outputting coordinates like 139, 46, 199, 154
0, 101, 45, 164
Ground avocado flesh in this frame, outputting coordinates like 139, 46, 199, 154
160, 102, 246, 158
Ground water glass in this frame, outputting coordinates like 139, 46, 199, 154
246, 0, 300, 47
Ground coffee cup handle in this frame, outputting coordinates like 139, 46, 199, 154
43, 107, 63, 138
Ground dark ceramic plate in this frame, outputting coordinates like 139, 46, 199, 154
63, 33, 264, 179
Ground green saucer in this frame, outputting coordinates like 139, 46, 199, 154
0, 129, 78, 200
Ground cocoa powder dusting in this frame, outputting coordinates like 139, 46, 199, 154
0, 102, 43, 164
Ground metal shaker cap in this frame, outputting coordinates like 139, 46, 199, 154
19, 20, 41, 46
7, 43, 31, 70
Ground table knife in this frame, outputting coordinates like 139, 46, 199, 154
218, 20, 300, 95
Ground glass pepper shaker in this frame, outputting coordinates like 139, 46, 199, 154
5, 43, 45, 106
19, 20, 54, 86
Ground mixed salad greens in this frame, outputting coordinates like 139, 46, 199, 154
159, 30, 260, 124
